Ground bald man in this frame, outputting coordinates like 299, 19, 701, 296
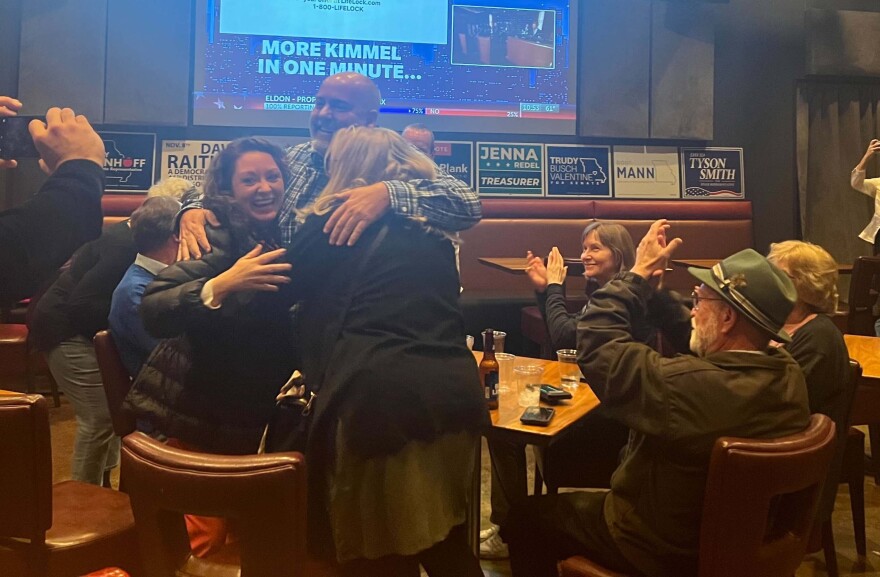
402, 123, 435, 159
179, 73, 480, 257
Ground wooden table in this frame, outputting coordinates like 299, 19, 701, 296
843, 335, 880, 427
467, 351, 601, 550
478, 257, 585, 277
672, 258, 853, 274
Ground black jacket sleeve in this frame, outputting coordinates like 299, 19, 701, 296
140, 228, 236, 338
0, 160, 104, 305
536, 283, 578, 350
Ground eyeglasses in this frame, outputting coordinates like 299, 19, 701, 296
691, 289, 725, 310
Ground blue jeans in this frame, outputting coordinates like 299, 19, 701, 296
47, 336, 120, 485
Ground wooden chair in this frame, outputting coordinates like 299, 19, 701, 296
845, 256, 880, 336
0, 394, 140, 577
121, 432, 334, 577
0, 323, 60, 407
560, 413, 836, 577
93, 330, 136, 438
809, 360, 862, 577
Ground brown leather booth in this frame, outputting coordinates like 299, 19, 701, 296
102, 194, 146, 228
458, 199, 753, 354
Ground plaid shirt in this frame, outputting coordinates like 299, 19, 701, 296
185, 142, 482, 247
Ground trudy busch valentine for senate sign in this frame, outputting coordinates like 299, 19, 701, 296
545, 145, 612, 198
477, 142, 544, 197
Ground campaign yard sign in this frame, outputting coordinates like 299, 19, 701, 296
545, 144, 612, 198
477, 142, 544, 196
434, 141, 473, 188
100, 132, 156, 193
681, 147, 744, 199
612, 146, 680, 199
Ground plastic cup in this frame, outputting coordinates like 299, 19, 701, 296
466, 335, 474, 350
556, 349, 581, 390
496, 352, 516, 393
482, 329, 506, 353
514, 365, 544, 408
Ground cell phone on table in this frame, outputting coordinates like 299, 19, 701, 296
520, 406, 555, 426
539, 384, 572, 403
0, 116, 42, 160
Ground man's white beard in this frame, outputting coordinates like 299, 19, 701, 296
690, 314, 720, 357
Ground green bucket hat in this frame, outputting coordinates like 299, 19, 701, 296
688, 249, 797, 343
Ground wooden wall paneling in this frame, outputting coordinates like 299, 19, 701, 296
806, 9, 880, 77
650, 1, 715, 140
18, 0, 107, 120
578, 0, 651, 138
105, 0, 193, 126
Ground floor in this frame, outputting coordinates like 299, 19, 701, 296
44, 396, 880, 577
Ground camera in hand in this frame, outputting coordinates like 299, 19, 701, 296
0, 116, 42, 160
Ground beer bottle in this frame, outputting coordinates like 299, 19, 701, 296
480, 329, 500, 410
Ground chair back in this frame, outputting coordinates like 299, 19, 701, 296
94, 330, 136, 437
846, 256, 880, 335
120, 432, 308, 577
0, 394, 52, 542
698, 413, 836, 577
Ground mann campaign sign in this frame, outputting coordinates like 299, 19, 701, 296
681, 148, 744, 199
612, 146, 680, 199
545, 144, 612, 198
477, 142, 544, 196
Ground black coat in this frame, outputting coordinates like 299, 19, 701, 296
0, 160, 103, 306
128, 224, 295, 454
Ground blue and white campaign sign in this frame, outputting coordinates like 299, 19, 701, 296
100, 132, 156, 193
545, 145, 612, 198
612, 146, 680, 199
681, 148, 744, 199
434, 141, 473, 188
219, 0, 448, 45
477, 142, 544, 197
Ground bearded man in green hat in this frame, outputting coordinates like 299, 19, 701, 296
503, 219, 811, 577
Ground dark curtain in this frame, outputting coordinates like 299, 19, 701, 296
796, 80, 880, 274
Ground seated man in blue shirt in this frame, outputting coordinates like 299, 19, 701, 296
109, 196, 180, 378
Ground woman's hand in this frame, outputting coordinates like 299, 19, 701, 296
857, 139, 880, 172
525, 251, 549, 291
546, 247, 567, 286
209, 245, 292, 306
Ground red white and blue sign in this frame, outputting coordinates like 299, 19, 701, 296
681, 147, 744, 199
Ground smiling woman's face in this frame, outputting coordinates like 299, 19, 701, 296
580, 230, 617, 286
231, 151, 284, 222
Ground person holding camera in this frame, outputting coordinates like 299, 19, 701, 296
0, 96, 106, 305
851, 138, 880, 254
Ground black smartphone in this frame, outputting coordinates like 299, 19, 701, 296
0, 116, 42, 160
520, 406, 555, 426
539, 384, 572, 403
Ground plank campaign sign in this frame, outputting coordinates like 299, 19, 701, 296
477, 142, 544, 197
545, 144, 612, 198
434, 141, 473, 188
681, 147, 744, 199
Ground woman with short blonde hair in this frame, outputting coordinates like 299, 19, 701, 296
767, 240, 839, 314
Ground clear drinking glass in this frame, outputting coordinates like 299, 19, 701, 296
556, 349, 581, 390
496, 352, 516, 393
514, 365, 544, 407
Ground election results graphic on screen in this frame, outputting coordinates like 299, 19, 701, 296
193, 0, 578, 135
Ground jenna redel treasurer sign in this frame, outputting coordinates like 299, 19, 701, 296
545, 145, 611, 197
681, 148, 744, 199
477, 142, 544, 196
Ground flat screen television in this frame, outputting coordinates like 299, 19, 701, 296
193, 0, 578, 134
